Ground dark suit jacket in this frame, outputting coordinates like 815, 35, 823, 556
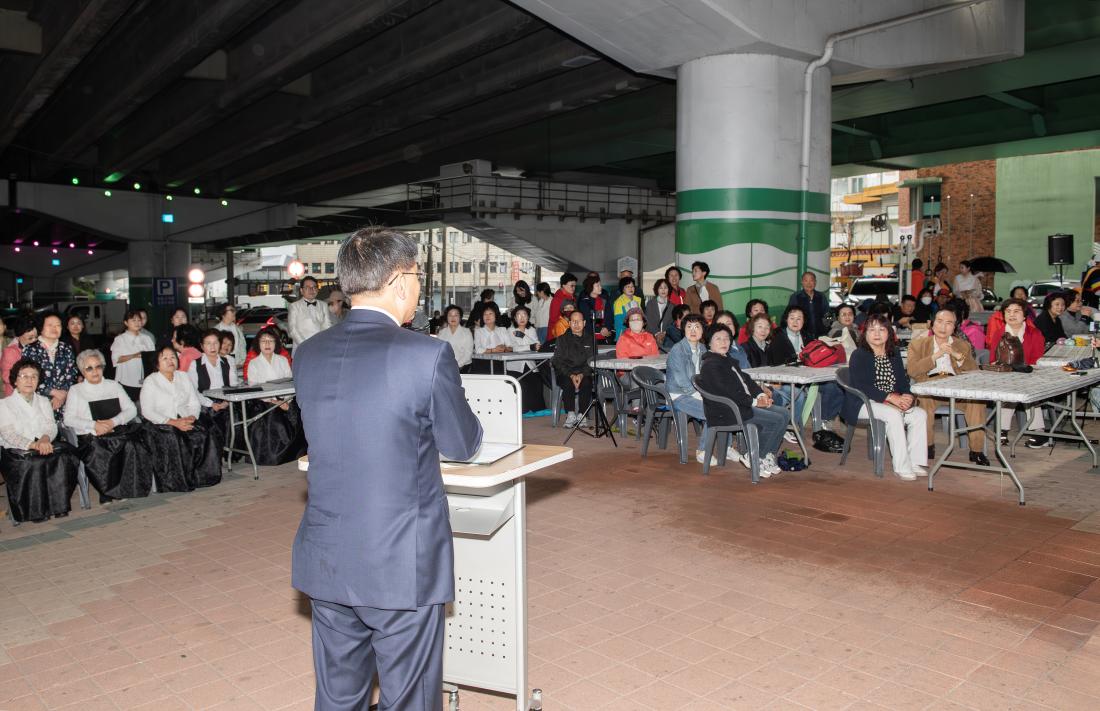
291, 308, 483, 610
788, 289, 827, 338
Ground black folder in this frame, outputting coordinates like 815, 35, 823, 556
89, 398, 122, 421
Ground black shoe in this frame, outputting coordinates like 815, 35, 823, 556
927, 445, 935, 460
969, 452, 990, 466
999, 431, 1009, 446
1026, 436, 1052, 449
812, 430, 844, 453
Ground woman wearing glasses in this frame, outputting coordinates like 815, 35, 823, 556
64, 349, 149, 502
0, 359, 80, 522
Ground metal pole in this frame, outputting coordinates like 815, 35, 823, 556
426, 238, 434, 314
225, 248, 235, 307
439, 227, 447, 306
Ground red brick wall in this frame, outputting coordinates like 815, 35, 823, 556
898, 160, 997, 288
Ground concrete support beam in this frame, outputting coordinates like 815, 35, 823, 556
0, 9, 41, 54
12, 182, 297, 244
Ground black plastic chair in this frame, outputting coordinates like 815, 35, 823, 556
631, 366, 687, 462
691, 375, 762, 483
833, 367, 886, 477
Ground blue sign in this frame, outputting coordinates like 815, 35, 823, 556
153, 277, 177, 306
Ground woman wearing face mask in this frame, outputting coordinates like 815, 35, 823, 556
914, 289, 935, 323
1, 318, 37, 397
615, 307, 658, 360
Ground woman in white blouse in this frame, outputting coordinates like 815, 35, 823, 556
187, 330, 236, 410
64, 349, 149, 502
507, 305, 545, 412
111, 309, 155, 402
0, 359, 80, 522
242, 327, 306, 465
436, 304, 474, 372
213, 303, 247, 364
472, 303, 511, 374
140, 346, 222, 491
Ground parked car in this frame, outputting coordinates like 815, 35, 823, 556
1026, 281, 1078, 310
842, 276, 903, 306
980, 288, 1000, 311
238, 308, 290, 344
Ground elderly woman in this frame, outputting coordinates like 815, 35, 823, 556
64, 349, 149, 501
666, 314, 716, 465
828, 304, 859, 342
238, 326, 306, 465
843, 313, 928, 480
0, 359, 80, 522
1034, 292, 1068, 346
506, 306, 545, 413
987, 298, 1049, 448
22, 312, 79, 421
436, 304, 474, 372
472, 303, 511, 374
698, 325, 789, 477
1061, 289, 1097, 336
2, 317, 37, 397
140, 345, 222, 491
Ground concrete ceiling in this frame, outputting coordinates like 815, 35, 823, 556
0, 0, 1096, 223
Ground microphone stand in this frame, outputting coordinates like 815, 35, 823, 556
564, 320, 617, 446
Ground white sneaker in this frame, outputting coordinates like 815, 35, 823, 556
783, 431, 798, 444
564, 412, 577, 427
911, 465, 928, 477
579, 418, 589, 428
696, 450, 718, 466
726, 446, 740, 461
894, 469, 918, 481
738, 452, 753, 470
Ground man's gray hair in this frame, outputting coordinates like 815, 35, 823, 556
76, 349, 105, 371
337, 227, 419, 296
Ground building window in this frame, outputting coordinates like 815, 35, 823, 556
435, 262, 443, 273
489, 262, 498, 273
463, 234, 471, 243
449, 262, 456, 273
462, 261, 472, 273
311, 262, 321, 273
324, 262, 335, 274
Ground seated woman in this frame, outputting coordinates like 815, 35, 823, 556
699, 299, 718, 327
506, 306, 545, 413
1061, 288, 1097, 337
0, 359, 80, 522
987, 298, 1049, 447
64, 349, 149, 501
244, 327, 306, 465
738, 299, 772, 344
218, 330, 237, 361
242, 331, 291, 381
828, 304, 859, 342
665, 314, 717, 465
615, 307, 659, 359
913, 289, 935, 323
472, 303, 512, 374
172, 323, 203, 373
842, 313, 928, 480
139, 346, 222, 491
697, 325, 789, 477
954, 300, 986, 352
187, 329, 235, 446
1033, 292, 1068, 346
436, 304, 474, 373
768, 306, 845, 452
713, 311, 749, 369
662, 304, 690, 353
551, 309, 594, 428
2, 317, 37, 397
23, 311, 79, 422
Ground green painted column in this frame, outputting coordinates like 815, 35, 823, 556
676, 53, 832, 316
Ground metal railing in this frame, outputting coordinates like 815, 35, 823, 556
406, 175, 674, 224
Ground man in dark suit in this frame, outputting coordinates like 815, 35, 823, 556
787, 271, 828, 339
292, 227, 483, 711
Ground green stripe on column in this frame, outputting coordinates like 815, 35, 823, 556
677, 188, 830, 215
676, 219, 830, 255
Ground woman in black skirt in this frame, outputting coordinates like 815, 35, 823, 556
63, 349, 150, 501
0, 359, 79, 522
241, 326, 306, 465
139, 346, 222, 491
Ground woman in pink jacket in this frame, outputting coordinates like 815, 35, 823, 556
1, 317, 38, 397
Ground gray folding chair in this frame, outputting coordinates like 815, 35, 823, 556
691, 376, 762, 483
632, 366, 688, 463
833, 367, 887, 477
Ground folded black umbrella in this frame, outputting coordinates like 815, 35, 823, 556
967, 256, 1016, 273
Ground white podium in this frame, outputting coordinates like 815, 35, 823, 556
444, 375, 572, 710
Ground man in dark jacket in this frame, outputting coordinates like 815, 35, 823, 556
551, 310, 595, 427
788, 271, 827, 338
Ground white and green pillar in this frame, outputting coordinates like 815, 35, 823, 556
676, 53, 831, 316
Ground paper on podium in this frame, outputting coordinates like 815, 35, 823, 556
441, 442, 524, 466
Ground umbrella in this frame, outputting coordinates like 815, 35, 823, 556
966, 256, 1016, 274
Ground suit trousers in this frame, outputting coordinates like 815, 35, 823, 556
311, 599, 445, 711
917, 395, 986, 452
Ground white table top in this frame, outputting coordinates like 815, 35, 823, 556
744, 365, 839, 385
299, 445, 573, 488
1036, 343, 1095, 368
910, 368, 1100, 404
204, 380, 296, 402
592, 355, 668, 370
472, 350, 552, 362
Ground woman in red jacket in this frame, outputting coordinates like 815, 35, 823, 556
615, 308, 659, 359
987, 298, 1048, 448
